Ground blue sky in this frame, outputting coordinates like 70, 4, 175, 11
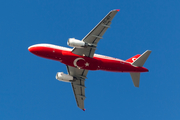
1, 0, 180, 119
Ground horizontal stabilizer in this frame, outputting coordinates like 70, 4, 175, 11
132, 50, 151, 67
130, 72, 140, 87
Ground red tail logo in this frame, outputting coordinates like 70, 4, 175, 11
126, 54, 141, 63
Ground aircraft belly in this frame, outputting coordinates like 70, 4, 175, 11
98, 59, 137, 72
98, 60, 148, 72
61, 51, 100, 70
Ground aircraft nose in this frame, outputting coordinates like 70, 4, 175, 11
28, 45, 37, 54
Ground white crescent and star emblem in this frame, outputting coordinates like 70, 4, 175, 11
73, 58, 90, 69
85, 62, 89, 66
132, 58, 136, 62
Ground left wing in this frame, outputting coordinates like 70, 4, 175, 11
72, 9, 119, 57
66, 65, 88, 110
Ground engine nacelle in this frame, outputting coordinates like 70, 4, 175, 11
67, 38, 87, 48
56, 72, 73, 82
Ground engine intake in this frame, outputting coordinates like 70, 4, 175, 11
67, 38, 96, 48
67, 38, 87, 48
56, 72, 73, 82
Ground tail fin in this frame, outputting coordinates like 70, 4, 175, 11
132, 50, 151, 67
130, 50, 151, 87
126, 54, 141, 63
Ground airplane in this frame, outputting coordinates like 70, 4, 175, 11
28, 9, 151, 111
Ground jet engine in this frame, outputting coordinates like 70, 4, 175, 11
67, 38, 87, 48
56, 72, 73, 82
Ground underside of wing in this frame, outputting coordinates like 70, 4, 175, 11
72, 9, 119, 57
66, 65, 88, 110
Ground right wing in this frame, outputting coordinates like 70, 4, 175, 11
66, 65, 88, 110
72, 9, 119, 57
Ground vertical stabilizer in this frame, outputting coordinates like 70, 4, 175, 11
126, 54, 141, 63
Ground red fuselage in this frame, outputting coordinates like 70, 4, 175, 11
28, 44, 148, 72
